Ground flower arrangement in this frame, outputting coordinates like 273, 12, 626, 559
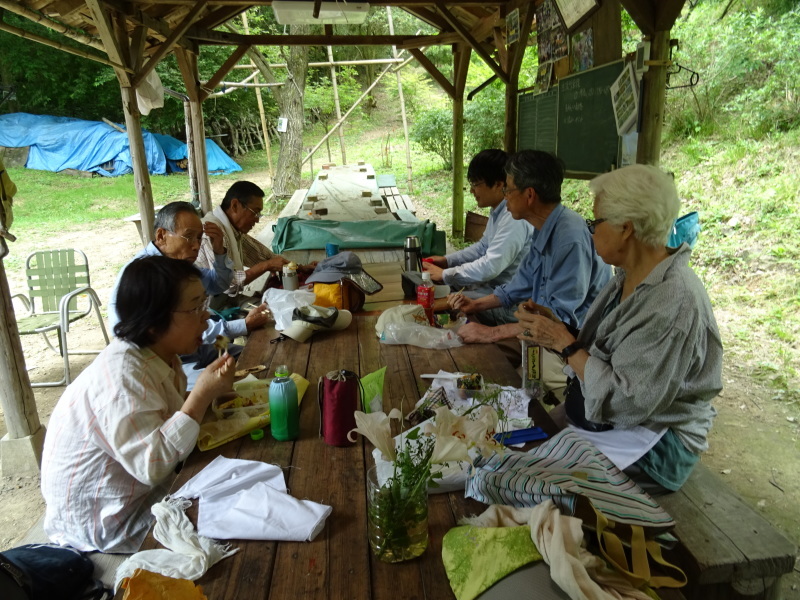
348, 405, 503, 562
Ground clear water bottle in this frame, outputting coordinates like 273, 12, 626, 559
269, 364, 299, 441
521, 340, 544, 402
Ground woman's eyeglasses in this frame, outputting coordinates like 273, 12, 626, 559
175, 296, 210, 316
585, 218, 607, 234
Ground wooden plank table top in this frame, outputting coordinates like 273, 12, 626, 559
120, 317, 556, 599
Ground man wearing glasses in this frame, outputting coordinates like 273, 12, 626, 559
109, 201, 270, 386
196, 180, 305, 308
423, 149, 533, 297
448, 150, 610, 398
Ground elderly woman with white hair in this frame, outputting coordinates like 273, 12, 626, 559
515, 164, 723, 493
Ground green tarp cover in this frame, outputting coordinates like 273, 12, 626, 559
271, 216, 446, 255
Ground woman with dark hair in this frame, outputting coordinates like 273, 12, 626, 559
515, 165, 722, 493
41, 256, 235, 553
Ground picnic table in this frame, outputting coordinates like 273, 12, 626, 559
280, 163, 394, 222
118, 316, 555, 599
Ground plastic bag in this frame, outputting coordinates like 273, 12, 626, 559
380, 318, 465, 349
263, 288, 315, 331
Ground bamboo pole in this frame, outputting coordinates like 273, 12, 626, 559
301, 62, 398, 167
327, 46, 347, 165
0, 0, 104, 50
232, 58, 405, 69
242, 12, 274, 178
0, 20, 131, 73
387, 6, 413, 192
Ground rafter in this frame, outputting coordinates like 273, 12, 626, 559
620, 0, 656, 36
199, 44, 251, 101
85, 0, 131, 85
409, 48, 455, 98
133, 0, 208, 87
435, 2, 507, 83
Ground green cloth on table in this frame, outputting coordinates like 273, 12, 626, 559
442, 525, 542, 600
271, 216, 445, 255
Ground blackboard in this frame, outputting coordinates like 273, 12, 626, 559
557, 60, 624, 174
518, 89, 558, 155
517, 60, 625, 175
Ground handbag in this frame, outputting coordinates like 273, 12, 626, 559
318, 369, 362, 447
466, 430, 687, 588
668, 211, 700, 248
313, 279, 366, 312
0, 543, 110, 600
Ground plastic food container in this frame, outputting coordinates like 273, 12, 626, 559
212, 378, 271, 419
455, 373, 484, 400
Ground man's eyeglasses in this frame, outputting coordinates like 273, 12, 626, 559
585, 218, 607, 234
244, 205, 263, 219
175, 296, 210, 316
465, 180, 484, 192
502, 186, 521, 197
167, 231, 203, 245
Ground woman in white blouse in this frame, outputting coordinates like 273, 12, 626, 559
41, 255, 235, 553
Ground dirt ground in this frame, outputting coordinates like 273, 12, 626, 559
1, 191, 798, 595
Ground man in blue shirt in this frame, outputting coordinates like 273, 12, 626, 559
449, 150, 611, 395
423, 149, 533, 297
109, 202, 271, 386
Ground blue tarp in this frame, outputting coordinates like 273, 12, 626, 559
0, 113, 241, 176
151, 132, 241, 175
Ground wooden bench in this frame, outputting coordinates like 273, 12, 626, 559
379, 184, 417, 217
658, 463, 796, 599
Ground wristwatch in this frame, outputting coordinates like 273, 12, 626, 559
559, 342, 582, 360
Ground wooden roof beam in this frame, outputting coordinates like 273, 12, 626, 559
396, 31, 460, 50
655, 0, 687, 31
85, 0, 131, 85
620, 0, 656, 36
436, 2, 507, 83
133, 0, 208, 88
104, 0, 196, 52
409, 47, 455, 98
199, 44, 251, 101
192, 4, 248, 30
128, 0, 506, 5
401, 6, 449, 30
188, 28, 454, 46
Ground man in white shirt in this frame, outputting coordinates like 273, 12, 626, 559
423, 149, 533, 297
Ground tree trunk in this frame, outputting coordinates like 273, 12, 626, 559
273, 25, 310, 198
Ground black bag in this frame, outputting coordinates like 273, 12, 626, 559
0, 544, 110, 600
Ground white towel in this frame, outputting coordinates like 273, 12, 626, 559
175, 456, 332, 542
114, 496, 239, 589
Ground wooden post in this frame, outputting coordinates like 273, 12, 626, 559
387, 6, 413, 192
504, 3, 535, 153
176, 48, 212, 213
121, 86, 155, 244
0, 259, 45, 476
327, 46, 347, 165
451, 43, 471, 239
637, 30, 670, 166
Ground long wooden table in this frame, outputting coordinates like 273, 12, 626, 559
125, 317, 556, 599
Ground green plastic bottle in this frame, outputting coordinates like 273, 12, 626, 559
269, 364, 299, 441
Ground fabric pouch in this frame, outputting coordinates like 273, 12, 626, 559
318, 369, 362, 447
313, 279, 366, 312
